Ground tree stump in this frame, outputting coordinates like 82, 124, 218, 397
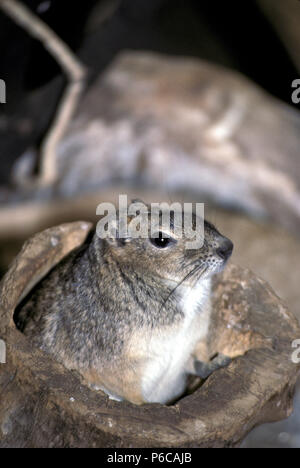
0, 222, 299, 448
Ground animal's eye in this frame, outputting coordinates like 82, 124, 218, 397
150, 232, 174, 248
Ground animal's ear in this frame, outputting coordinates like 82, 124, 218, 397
96, 202, 135, 247
99, 223, 132, 248
96, 203, 127, 247
96, 212, 120, 247
106, 236, 131, 247
105, 217, 134, 247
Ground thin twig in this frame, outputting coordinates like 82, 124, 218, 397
0, 0, 87, 185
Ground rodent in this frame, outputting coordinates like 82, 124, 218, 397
16, 203, 233, 405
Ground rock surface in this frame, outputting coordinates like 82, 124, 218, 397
0, 222, 299, 448
0, 51, 300, 239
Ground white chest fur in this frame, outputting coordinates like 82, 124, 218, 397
141, 278, 211, 404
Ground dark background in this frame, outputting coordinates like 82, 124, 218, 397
0, 0, 297, 185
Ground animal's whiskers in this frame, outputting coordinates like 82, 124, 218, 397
159, 264, 208, 314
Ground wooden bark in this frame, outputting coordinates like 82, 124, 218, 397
0, 222, 299, 447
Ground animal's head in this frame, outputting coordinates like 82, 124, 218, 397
98, 200, 233, 286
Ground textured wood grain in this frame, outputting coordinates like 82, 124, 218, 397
0, 222, 299, 447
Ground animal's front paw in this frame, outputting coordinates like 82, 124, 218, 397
194, 353, 232, 379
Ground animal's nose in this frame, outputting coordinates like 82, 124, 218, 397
216, 238, 233, 261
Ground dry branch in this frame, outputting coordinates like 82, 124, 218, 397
0, 0, 87, 185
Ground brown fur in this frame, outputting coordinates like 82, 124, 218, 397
16, 205, 233, 404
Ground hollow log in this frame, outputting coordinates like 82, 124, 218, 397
0, 222, 299, 448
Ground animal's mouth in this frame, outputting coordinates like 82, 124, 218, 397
221, 256, 232, 270
210, 257, 231, 276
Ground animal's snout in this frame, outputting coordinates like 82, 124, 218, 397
216, 238, 233, 261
